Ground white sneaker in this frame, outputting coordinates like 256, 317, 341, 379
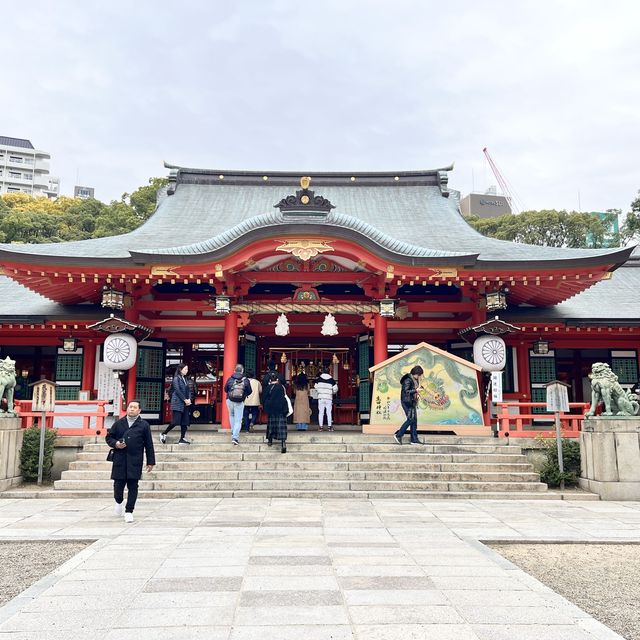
114, 501, 125, 516
124, 512, 134, 523
159, 433, 167, 444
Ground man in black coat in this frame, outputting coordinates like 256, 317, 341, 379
393, 365, 424, 445
106, 399, 155, 522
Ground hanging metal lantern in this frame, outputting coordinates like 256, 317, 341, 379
61, 336, 78, 352
532, 338, 550, 355
485, 290, 507, 312
101, 286, 126, 310
214, 295, 231, 314
378, 298, 396, 318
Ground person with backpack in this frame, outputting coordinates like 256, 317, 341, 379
160, 363, 192, 445
223, 364, 252, 446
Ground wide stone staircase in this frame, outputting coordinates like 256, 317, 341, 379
48, 431, 586, 499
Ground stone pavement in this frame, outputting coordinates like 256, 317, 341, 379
1, 498, 639, 639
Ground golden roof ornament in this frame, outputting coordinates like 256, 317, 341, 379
274, 176, 335, 217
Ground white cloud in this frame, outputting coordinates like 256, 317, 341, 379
0, 0, 638, 212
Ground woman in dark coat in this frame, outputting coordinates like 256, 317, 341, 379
106, 399, 155, 521
160, 363, 192, 445
262, 371, 289, 453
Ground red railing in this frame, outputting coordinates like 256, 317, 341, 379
15, 400, 110, 436
496, 401, 590, 438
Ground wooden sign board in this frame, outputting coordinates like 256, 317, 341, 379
29, 380, 57, 413
545, 380, 570, 413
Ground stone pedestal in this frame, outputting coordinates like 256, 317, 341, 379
580, 417, 640, 500
0, 418, 23, 491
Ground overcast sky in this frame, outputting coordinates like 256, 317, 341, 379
2, 0, 639, 213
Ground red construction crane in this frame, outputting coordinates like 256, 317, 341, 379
482, 147, 524, 214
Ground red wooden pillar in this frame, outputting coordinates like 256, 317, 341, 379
472, 290, 486, 324
221, 311, 239, 429
81, 341, 96, 395
373, 313, 388, 365
124, 306, 139, 407
516, 340, 531, 401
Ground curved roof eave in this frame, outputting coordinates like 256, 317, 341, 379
128, 214, 480, 267
475, 245, 634, 271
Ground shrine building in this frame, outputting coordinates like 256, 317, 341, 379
0, 164, 637, 430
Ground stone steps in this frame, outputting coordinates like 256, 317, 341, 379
42, 432, 576, 500
68, 460, 535, 473
53, 478, 548, 492
75, 451, 529, 464
6, 489, 573, 500
81, 442, 522, 455
60, 469, 542, 482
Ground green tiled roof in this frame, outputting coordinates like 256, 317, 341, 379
0, 277, 103, 319
0, 167, 632, 269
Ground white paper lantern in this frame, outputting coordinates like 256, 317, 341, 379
103, 333, 138, 370
473, 335, 507, 371
321, 313, 339, 336
275, 313, 290, 336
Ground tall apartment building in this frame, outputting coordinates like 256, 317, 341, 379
0, 136, 59, 198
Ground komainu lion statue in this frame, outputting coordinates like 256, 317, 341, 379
585, 362, 640, 417
0, 356, 17, 417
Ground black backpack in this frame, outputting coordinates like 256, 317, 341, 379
228, 377, 246, 402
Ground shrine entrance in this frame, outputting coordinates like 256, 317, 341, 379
260, 344, 359, 426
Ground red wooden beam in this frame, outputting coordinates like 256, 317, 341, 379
406, 302, 475, 313
143, 319, 225, 328
387, 320, 470, 329
239, 272, 376, 284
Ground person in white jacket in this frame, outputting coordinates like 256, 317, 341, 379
315, 368, 338, 431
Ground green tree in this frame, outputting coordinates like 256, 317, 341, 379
465, 209, 618, 248
0, 176, 168, 243
93, 201, 142, 237
620, 191, 640, 246
121, 177, 168, 222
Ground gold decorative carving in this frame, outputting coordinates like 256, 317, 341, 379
275, 239, 334, 261
300, 195, 310, 204
150, 265, 180, 277
214, 263, 224, 278
430, 267, 458, 278
601, 271, 613, 280
300, 176, 311, 189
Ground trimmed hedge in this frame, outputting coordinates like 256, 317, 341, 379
538, 437, 581, 487
20, 426, 57, 482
